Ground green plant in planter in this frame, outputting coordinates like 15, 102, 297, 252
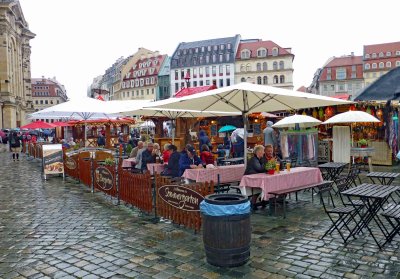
126, 144, 133, 156
265, 160, 277, 171
358, 139, 368, 146
104, 158, 115, 166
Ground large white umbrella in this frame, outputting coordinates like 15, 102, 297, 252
272, 114, 321, 129
150, 82, 352, 165
323, 110, 381, 147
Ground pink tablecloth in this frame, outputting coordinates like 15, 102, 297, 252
147, 163, 165, 175
122, 158, 136, 168
182, 164, 245, 183
239, 167, 323, 200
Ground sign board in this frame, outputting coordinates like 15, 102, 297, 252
253, 123, 261, 136
42, 144, 64, 178
210, 125, 218, 137
158, 185, 204, 211
94, 166, 114, 191
65, 156, 77, 170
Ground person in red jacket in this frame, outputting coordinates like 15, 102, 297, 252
200, 144, 215, 165
162, 143, 171, 164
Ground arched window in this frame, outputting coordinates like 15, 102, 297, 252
241, 77, 246, 82
279, 61, 284, 69
263, 76, 268, 84
372, 53, 377, 58
365, 54, 370, 59
379, 62, 384, 68
272, 47, 278, 56
241, 49, 250, 59
396, 61, 400, 67
246, 64, 251, 72
386, 51, 392, 57
273, 61, 278, 70
257, 76, 262, 84
263, 62, 267, 71
273, 75, 278, 84
257, 48, 267, 57
256, 63, 261, 71
240, 64, 245, 72
386, 61, 392, 68
280, 75, 285, 83
379, 52, 384, 58
372, 63, 377, 69
364, 63, 370, 70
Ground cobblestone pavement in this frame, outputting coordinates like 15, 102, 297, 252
0, 151, 399, 278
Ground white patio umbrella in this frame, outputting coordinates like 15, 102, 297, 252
272, 114, 321, 129
323, 110, 381, 146
149, 82, 352, 165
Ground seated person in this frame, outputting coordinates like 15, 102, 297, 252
130, 141, 143, 158
200, 144, 215, 165
140, 142, 156, 172
261, 144, 282, 169
162, 145, 180, 177
244, 145, 265, 175
179, 146, 203, 176
162, 143, 171, 164
213, 144, 226, 165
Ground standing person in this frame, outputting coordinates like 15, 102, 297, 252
199, 130, 211, 149
263, 121, 277, 147
9, 131, 21, 161
97, 133, 105, 147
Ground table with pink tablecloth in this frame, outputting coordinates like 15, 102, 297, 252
122, 158, 136, 168
147, 163, 165, 175
182, 164, 245, 183
239, 167, 323, 200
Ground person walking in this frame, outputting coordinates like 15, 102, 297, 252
9, 131, 21, 161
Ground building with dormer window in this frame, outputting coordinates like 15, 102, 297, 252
235, 39, 294, 89
170, 35, 241, 94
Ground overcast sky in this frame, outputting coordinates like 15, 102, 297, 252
19, 0, 399, 100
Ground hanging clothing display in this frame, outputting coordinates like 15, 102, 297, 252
332, 126, 350, 163
279, 130, 318, 164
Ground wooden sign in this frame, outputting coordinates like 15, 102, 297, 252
158, 185, 204, 211
42, 144, 64, 178
94, 166, 114, 191
65, 157, 77, 170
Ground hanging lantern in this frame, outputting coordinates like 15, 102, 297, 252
349, 104, 356, 111
376, 108, 383, 119
318, 107, 324, 120
325, 106, 334, 119
312, 108, 318, 119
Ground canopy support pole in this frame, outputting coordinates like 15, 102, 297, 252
243, 112, 247, 166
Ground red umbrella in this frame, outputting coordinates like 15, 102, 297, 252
52, 121, 73, 127
20, 121, 56, 129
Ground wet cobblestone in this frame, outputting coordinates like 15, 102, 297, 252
0, 151, 400, 278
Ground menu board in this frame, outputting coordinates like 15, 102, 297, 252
210, 125, 218, 137
42, 144, 64, 179
253, 124, 261, 136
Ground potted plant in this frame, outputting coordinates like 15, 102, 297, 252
104, 157, 115, 166
265, 160, 277, 175
126, 144, 133, 156
358, 139, 368, 148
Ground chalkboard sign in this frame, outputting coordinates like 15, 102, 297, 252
210, 125, 218, 136
253, 124, 261, 136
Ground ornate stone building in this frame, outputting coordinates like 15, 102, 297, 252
0, 0, 35, 128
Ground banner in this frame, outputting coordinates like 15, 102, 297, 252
42, 144, 64, 176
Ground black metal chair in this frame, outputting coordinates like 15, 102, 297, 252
317, 181, 358, 243
335, 164, 360, 190
380, 205, 400, 246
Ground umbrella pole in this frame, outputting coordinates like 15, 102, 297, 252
243, 112, 247, 166
84, 124, 87, 147
171, 119, 175, 145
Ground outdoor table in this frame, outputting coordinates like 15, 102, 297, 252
122, 158, 136, 168
239, 167, 323, 200
221, 157, 244, 165
350, 147, 375, 172
147, 163, 165, 175
318, 162, 348, 181
367, 172, 400, 185
342, 183, 400, 249
182, 164, 245, 184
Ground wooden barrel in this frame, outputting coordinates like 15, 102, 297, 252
202, 194, 251, 267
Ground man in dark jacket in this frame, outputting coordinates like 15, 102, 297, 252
140, 142, 155, 172
179, 146, 203, 176
244, 145, 265, 175
164, 145, 180, 177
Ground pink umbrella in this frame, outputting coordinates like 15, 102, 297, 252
20, 121, 56, 129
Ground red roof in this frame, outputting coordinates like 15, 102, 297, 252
297, 86, 307, 92
325, 56, 363, 67
364, 41, 400, 55
332, 94, 351, 100
174, 85, 217, 98
67, 117, 135, 126
320, 56, 364, 81
236, 40, 292, 59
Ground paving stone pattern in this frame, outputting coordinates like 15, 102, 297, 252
0, 151, 399, 278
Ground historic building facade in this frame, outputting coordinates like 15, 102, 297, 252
170, 35, 241, 94
235, 39, 294, 89
31, 77, 68, 121
157, 56, 170, 100
0, 0, 35, 128
317, 54, 364, 99
363, 41, 400, 87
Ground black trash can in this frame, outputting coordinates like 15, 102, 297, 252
200, 193, 251, 267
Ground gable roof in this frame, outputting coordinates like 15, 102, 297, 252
325, 55, 363, 67
236, 40, 292, 59
355, 66, 400, 101
174, 85, 217, 98
364, 41, 400, 55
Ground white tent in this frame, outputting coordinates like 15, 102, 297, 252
149, 83, 352, 164
272, 114, 321, 129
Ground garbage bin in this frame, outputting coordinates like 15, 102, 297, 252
200, 193, 251, 267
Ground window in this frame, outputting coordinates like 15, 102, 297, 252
127, 92, 130, 97
181, 70, 185, 79
206, 55, 210, 63
219, 79, 223, 87
219, 65, 223, 75
219, 54, 223, 62
365, 63, 370, 70
273, 61, 278, 70
193, 68, 197, 77
379, 52, 384, 57
352, 65, 356, 71
263, 62, 267, 71
35, 100, 38, 104
136, 90, 139, 96
226, 65, 230, 75
379, 62, 384, 68
206, 67, 210, 76
273, 75, 278, 84
257, 48, 267, 57
372, 72, 377, 78
181, 82, 185, 88
207, 46, 211, 52
199, 56, 203, 64
141, 90, 144, 96
338, 84, 345, 91
372, 63, 377, 69
225, 53, 230, 61
386, 51, 392, 57
212, 54, 216, 63
256, 63, 261, 71
272, 47, 278, 56
336, 68, 346, 80
263, 76, 268, 84
351, 72, 356, 78
220, 44, 225, 50
396, 50, 400, 56
214, 45, 218, 51
386, 61, 392, 68
195, 47, 199, 53
396, 61, 400, 66
199, 67, 203, 76
212, 66, 216, 76
57, 100, 59, 104
123, 92, 126, 98
279, 75, 285, 83
246, 64, 251, 72
323, 85, 327, 91
241, 77, 246, 82
201, 46, 205, 52
331, 84, 335, 91
348, 83, 352, 91
241, 50, 250, 59
240, 64, 245, 72
279, 61, 284, 70
372, 53, 377, 58
40, 100, 43, 104
365, 53, 370, 59
199, 80, 204, 86
206, 80, 210, 85
227, 43, 232, 49
226, 79, 230, 86
257, 76, 262, 84
193, 81, 197, 87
